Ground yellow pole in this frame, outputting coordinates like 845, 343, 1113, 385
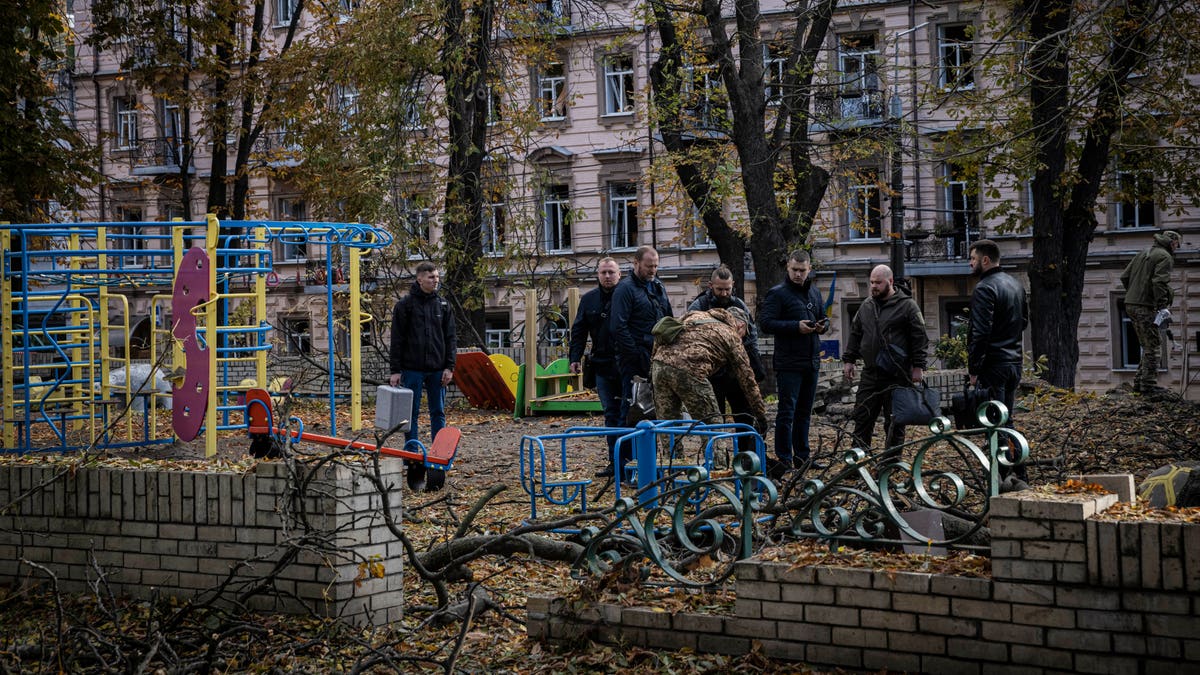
96, 225, 122, 440
1, 228, 14, 448
566, 287, 581, 390
204, 214, 219, 457
350, 246, 363, 431
524, 288, 537, 415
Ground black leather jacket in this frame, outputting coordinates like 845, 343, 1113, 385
759, 277, 826, 370
968, 266, 1028, 374
569, 284, 617, 369
610, 273, 672, 378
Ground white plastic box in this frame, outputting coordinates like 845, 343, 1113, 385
374, 385, 413, 432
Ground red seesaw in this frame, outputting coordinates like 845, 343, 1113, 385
243, 388, 460, 479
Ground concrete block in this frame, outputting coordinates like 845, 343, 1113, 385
777, 621, 830, 643
1020, 493, 1116, 520
988, 495, 1022, 517
1073, 653, 1139, 675
1056, 561, 1088, 584
1010, 644, 1073, 670
831, 626, 887, 649
919, 614, 978, 637
1075, 474, 1135, 502
701, 634, 751, 655
990, 517, 1050, 540
673, 612, 722, 633
1145, 636, 1182, 659
1161, 557, 1184, 591
761, 562, 816, 584
1046, 627, 1111, 651
737, 579, 780, 601
863, 648, 920, 672
734, 559, 762, 581
979, 620, 1043, 645
947, 637, 1008, 662
994, 559, 1055, 583
1011, 604, 1075, 628
1111, 634, 1145, 655
762, 601, 805, 622
835, 586, 891, 609
1159, 522, 1182, 557
1057, 587, 1120, 610
781, 583, 834, 604
980, 665, 1045, 675
993, 581, 1054, 605
159, 524, 196, 540
893, 592, 949, 615
1023, 540, 1086, 562
1121, 590, 1190, 615
860, 608, 916, 632
1141, 523, 1162, 589
991, 539, 1021, 558
804, 604, 858, 627
1076, 609, 1142, 633
807, 644, 863, 668
734, 598, 761, 619
760, 639, 807, 661
924, 655, 981, 675
1096, 520, 1120, 586
644, 627, 697, 651
815, 566, 875, 588
931, 575, 992, 599
889, 631, 946, 654
724, 617, 777, 638
1187, 525, 1200, 591
952, 598, 1008, 621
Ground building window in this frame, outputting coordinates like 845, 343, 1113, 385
158, 100, 182, 165
335, 84, 359, 130
115, 97, 139, 150
274, 0, 296, 26
684, 62, 725, 130
400, 83, 423, 129
339, 0, 357, 14
114, 206, 146, 267
542, 184, 571, 252
603, 54, 635, 116
607, 182, 638, 249
276, 197, 307, 261
682, 210, 715, 249
535, 0, 568, 24
1116, 169, 1155, 229
941, 162, 979, 254
1112, 297, 1166, 371
486, 86, 503, 126
763, 42, 787, 105
485, 314, 512, 349
847, 169, 882, 240
938, 24, 975, 90
838, 34, 881, 120
538, 61, 567, 120
399, 195, 431, 258
482, 196, 505, 256
280, 315, 312, 355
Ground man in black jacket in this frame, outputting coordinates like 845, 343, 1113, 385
569, 257, 622, 475
389, 261, 457, 489
609, 246, 672, 470
842, 265, 928, 450
759, 250, 829, 470
968, 240, 1028, 478
689, 264, 765, 453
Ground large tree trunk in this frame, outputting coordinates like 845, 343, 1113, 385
439, 0, 493, 347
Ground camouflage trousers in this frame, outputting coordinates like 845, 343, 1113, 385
1127, 304, 1162, 389
651, 361, 723, 425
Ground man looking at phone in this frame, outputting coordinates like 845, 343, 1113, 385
759, 250, 829, 473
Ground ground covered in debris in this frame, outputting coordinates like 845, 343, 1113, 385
2, 385, 1198, 672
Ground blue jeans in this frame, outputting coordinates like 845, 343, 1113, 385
595, 370, 623, 458
402, 370, 446, 445
775, 366, 819, 463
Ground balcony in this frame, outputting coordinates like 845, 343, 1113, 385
251, 131, 302, 167
130, 137, 189, 176
812, 91, 884, 130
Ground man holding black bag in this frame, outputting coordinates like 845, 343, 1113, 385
570, 257, 622, 475
843, 265, 929, 450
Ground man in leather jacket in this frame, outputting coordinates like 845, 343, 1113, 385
569, 257, 622, 475
609, 245, 672, 471
968, 240, 1028, 478
759, 249, 829, 471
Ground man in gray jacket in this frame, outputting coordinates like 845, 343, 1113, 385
842, 265, 928, 450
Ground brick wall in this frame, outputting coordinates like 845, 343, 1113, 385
0, 459, 406, 625
529, 487, 1200, 673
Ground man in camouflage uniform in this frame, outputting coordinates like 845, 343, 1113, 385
651, 308, 769, 435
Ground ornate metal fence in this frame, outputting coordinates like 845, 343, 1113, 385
573, 401, 1028, 587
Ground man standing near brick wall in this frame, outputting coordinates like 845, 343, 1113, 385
1120, 230, 1182, 395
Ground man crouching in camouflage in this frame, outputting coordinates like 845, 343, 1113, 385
651, 307, 770, 444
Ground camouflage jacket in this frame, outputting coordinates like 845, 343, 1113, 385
652, 309, 766, 419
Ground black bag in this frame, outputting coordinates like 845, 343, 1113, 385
891, 382, 942, 426
581, 356, 597, 389
875, 343, 909, 379
950, 385, 988, 429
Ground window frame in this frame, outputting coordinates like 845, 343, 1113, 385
606, 181, 638, 250
846, 168, 882, 241
115, 97, 139, 150
941, 161, 980, 251
541, 184, 572, 253
274, 0, 297, 27
763, 42, 788, 105
398, 194, 432, 259
602, 53, 635, 117
1111, 294, 1167, 371
938, 24, 976, 91
280, 315, 312, 355
537, 61, 568, 121
1115, 168, 1156, 229
837, 33, 882, 120
481, 196, 505, 256
275, 197, 308, 261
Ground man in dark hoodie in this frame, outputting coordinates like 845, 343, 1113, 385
390, 261, 457, 490
759, 249, 829, 470
1121, 230, 1182, 394
842, 265, 928, 450
569, 257, 622, 475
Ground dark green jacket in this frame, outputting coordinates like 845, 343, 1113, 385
1120, 233, 1176, 309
